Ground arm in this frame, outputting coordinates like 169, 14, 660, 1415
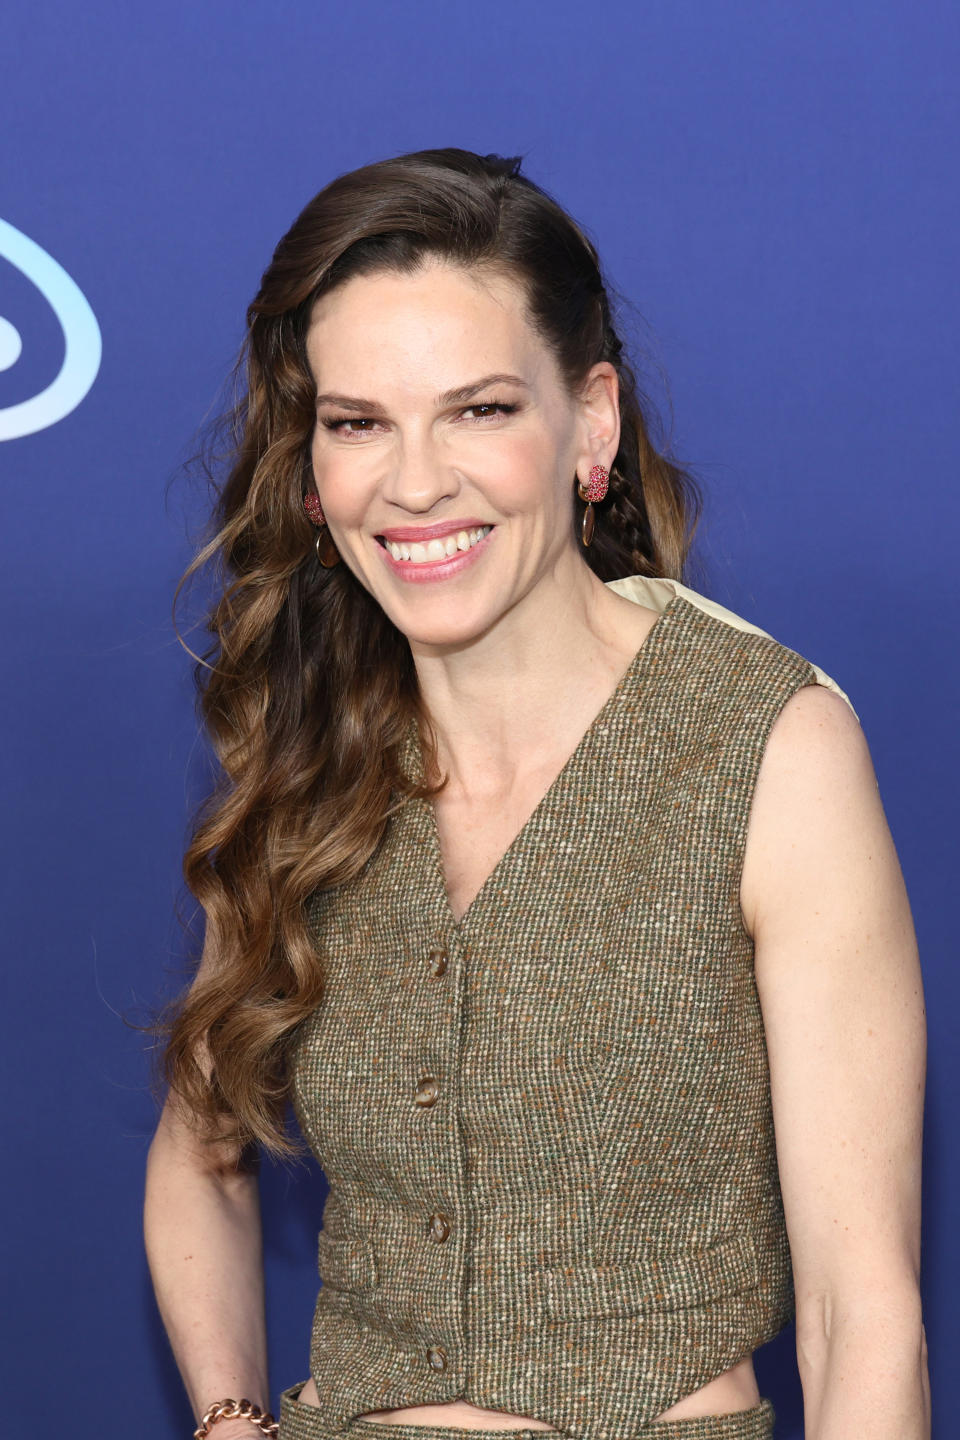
144, 943, 271, 1439
740, 682, 930, 1440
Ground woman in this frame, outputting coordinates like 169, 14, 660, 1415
145, 148, 930, 1440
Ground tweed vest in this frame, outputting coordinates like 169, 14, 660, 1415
288, 578, 855, 1440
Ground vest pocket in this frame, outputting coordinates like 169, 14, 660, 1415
316, 1228, 380, 1293
543, 1229, 760, 1321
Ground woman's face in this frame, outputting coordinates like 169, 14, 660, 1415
305, 256, 618, 653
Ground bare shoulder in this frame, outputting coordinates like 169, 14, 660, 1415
755, 676, 869, 778
739, 680, 882, 942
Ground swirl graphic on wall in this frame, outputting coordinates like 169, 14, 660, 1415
0, 218, 102, 441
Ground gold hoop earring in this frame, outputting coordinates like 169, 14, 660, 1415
315, 527, 341, 569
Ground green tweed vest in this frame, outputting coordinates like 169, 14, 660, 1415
289, 580, 854, 1440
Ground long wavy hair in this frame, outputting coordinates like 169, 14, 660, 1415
157, 146, 706, 1160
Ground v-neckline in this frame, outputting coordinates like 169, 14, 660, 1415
412, 592, 686, 934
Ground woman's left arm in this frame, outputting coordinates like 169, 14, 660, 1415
740, 682, 931, 1440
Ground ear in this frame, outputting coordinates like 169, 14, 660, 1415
575, 362, 620, 476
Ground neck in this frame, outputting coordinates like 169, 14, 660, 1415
409, 563, 656, 801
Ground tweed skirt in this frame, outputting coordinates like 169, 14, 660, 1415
276, 1386, 776, 1440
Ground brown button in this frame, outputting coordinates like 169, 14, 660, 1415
414, 1076, 440, 1107
427, 947, 448, 977
428, 1212, 451, 1243
426, 1346, 447, 1372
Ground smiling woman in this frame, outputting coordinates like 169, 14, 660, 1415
301, 256, 633, 640
144, 148, 929, 1440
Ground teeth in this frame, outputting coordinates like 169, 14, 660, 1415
386, 526, 491, 565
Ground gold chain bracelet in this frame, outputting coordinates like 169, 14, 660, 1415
193, 1397, 279, 1439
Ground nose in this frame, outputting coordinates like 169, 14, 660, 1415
380, 428, 461, 514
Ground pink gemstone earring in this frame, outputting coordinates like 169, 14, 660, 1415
576, 464, 609, 548
303, 491, 341, 569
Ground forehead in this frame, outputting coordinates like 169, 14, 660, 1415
305, 259, 548, 388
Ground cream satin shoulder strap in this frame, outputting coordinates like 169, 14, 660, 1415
607, 574, 859, 722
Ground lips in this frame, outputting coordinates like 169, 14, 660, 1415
377, 518, 494, 544
376, 522, 495, 582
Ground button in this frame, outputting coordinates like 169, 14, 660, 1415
414, 1076, 440, 1107
427, 947, 448, 978
426, 1346, 447, 1372
428, 1212, 451, 1243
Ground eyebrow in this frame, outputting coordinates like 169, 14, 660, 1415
314, 372, 532, 412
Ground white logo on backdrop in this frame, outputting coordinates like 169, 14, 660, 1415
0, 217, 102, 441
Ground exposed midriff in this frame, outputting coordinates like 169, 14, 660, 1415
296, 1354, 761, 1428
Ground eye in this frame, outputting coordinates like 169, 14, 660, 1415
462, 401, 518, 421
320, 416, 380, 436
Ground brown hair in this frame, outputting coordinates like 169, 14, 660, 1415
157, 147, 705, 1159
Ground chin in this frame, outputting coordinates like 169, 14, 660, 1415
368, 587, 493, 651
398, 621, 490, 653
391, 601, 498, 652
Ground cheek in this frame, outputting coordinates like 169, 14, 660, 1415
311, 444, 374, 524
513, 458, 573, 523
480, 433, 567, 512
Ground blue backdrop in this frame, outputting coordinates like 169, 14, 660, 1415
2, 3, 956, 1436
